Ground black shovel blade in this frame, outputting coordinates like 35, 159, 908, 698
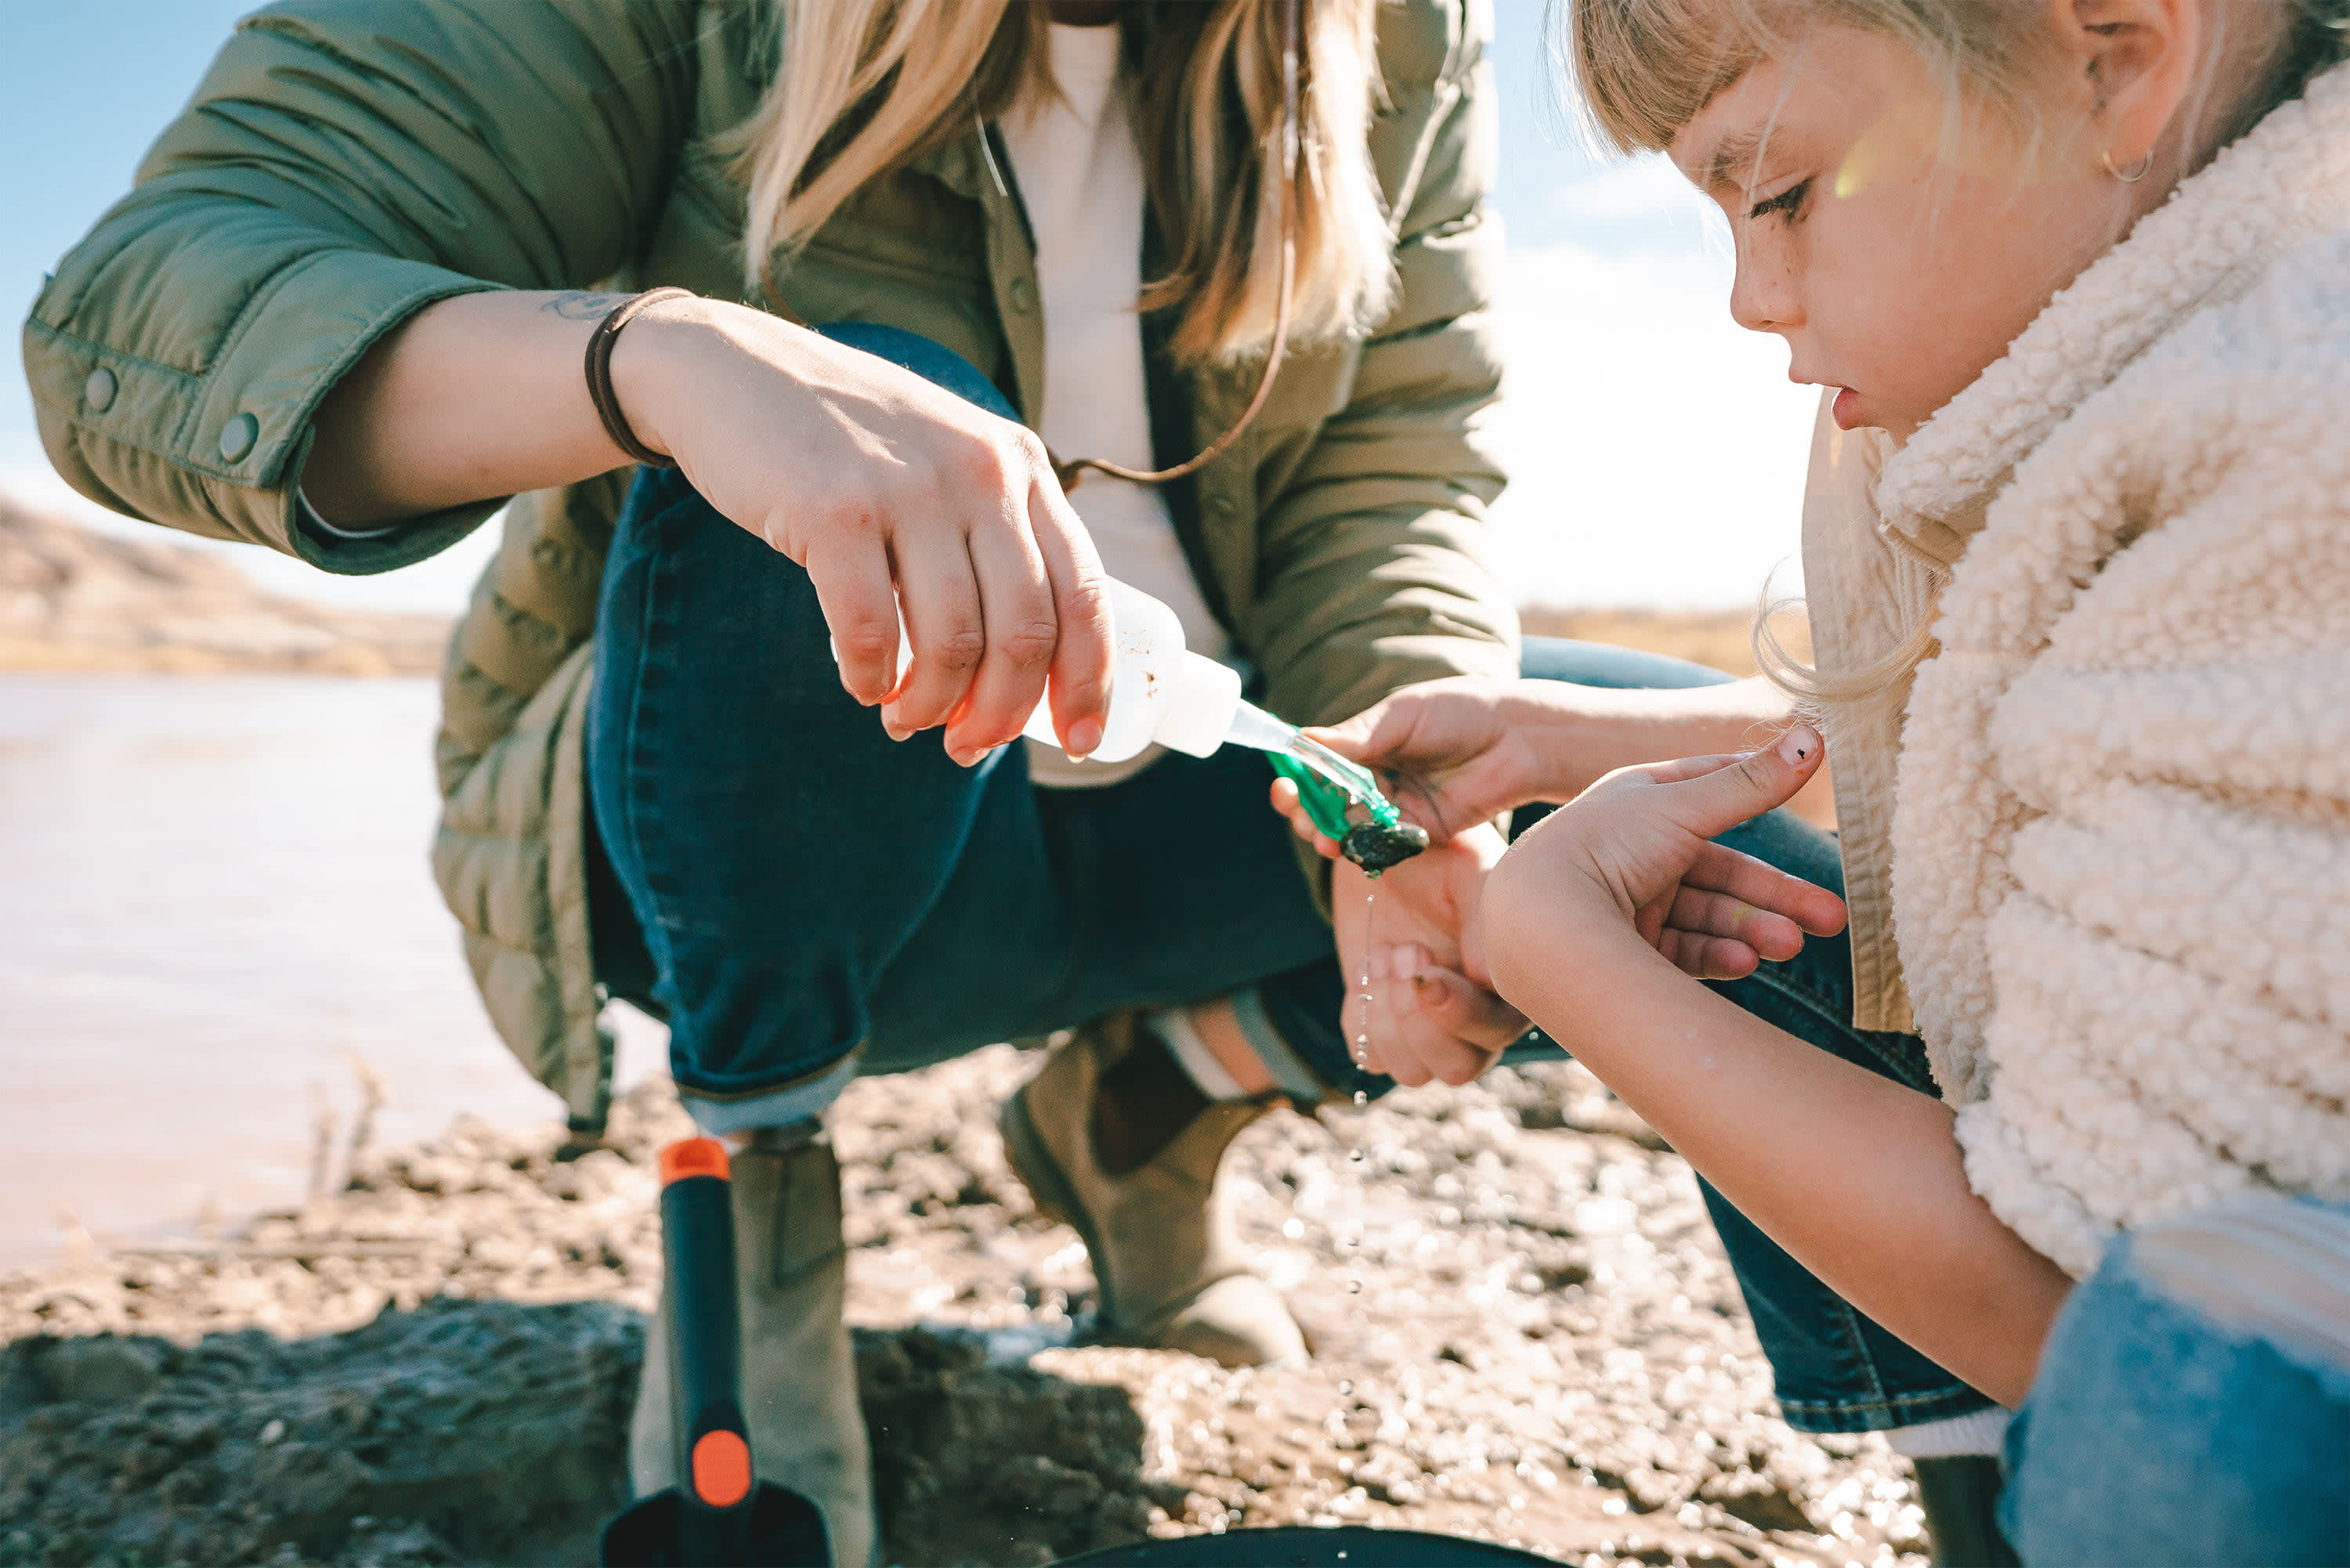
599, 1480, 831, 1567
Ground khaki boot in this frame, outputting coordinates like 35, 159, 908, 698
630, 1133, 877, 1568
999, 1020, 1307, 1368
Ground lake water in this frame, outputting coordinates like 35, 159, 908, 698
0, 674, 665, 1275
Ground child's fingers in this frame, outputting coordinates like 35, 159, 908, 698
1668, 885, 1807, 963
1405, 970, 1525, 1064
1683, 841, 1848, 937
1378, 956, 1522, 1086
1653, 725, 1824, 840
1655, 926, 1762, 981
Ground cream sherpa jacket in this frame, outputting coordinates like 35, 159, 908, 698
1823, 63, 2350, 1278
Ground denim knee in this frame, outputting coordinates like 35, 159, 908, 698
2004, 1201, 2350, 1566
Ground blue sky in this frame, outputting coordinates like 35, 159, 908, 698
0, 0, 1812, 611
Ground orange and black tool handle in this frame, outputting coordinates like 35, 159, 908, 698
658, 1139, 757, 1561
601, 1139, 828, 1567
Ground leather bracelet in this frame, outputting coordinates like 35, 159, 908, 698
584, 287, 695, 468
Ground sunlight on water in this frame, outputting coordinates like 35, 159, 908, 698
0, 674, 663, 1274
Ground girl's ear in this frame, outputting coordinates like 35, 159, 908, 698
2048, 0, 2204, 172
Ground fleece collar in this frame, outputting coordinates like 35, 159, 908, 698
1875, 60, 2350, 554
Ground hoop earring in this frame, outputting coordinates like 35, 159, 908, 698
2102, 148, 2153, 182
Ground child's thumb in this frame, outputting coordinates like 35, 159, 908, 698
1668, 725, 1822, 838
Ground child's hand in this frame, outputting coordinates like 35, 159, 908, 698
1485, 727, 1847, 988
1269, 678, 1542, 847
1333, 823, 1526, 1086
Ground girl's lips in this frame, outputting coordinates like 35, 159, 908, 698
1831, 387, 1864, 429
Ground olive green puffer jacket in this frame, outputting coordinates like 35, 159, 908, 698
24, 0, 1516, 1130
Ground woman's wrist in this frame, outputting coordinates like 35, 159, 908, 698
605, 291, 743, 468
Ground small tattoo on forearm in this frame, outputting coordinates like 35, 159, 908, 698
540, 291, 632, 320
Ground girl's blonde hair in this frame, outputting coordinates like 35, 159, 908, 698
1559, 0, 2350, 719
725, 0, 1396, 366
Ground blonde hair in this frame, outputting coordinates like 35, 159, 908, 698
725, 0, 1397, 366
1560, 0, 2350, 717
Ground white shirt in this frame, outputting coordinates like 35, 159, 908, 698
1000, 23, 1230, 787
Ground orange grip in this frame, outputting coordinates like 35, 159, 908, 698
691, 1429, 752, 1508
659, 1137, 730, 1187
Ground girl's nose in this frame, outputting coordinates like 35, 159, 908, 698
1728, 240, 1804, 335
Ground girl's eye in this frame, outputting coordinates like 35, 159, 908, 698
1748, 179, 1812, 222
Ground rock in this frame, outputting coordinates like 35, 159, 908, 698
31, 1335, 169, 1404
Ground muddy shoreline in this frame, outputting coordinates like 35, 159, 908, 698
0, 1050, 1927, 1567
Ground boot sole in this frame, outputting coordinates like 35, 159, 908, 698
998, 1086, 1129, 1331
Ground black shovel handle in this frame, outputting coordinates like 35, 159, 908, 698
602, 1139, 832, 1568
658, 1139, 757, 1562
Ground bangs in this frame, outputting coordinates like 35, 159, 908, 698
1563, 0, 1772, 152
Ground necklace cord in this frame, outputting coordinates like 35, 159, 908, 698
1052, 0, 1302, 492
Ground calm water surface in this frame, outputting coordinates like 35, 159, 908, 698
0, 674, 662, 1274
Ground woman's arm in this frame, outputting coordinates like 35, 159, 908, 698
1481, 736, 2073, 1405
26, 0, 700, 566
27, 2, 1114, 761
306, 287, 1115, 760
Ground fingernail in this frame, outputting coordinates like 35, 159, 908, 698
1777, 724, 1820, 766
1067, 717, 1104, 758
1368, 948, 1390, 980
1400, 944, 1430, 979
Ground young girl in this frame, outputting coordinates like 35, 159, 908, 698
1289, 0, 2350, 1557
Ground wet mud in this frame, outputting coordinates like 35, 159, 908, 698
1338, 819, 1430, 876
1, 1050, 1929, 1567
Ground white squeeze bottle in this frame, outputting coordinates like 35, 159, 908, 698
848, 577, 1287, 764
835, 578, 1426, 873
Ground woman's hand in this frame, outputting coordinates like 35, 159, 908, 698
1484, 726, 1847, 990
1332, 824, 1526, 1086
615, 297, 1114, 764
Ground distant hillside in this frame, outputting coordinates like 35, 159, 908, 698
0, 495, 451, 676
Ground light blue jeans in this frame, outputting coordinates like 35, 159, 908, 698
2003, 1196, 2350, 1566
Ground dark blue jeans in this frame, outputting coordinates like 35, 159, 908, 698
584, 323, 1991, 1434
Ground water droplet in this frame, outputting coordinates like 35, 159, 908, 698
1347, 1279, 1362, 1292
1338, 1380, 1354, 1396
1350, 1148, 1365, 1162
1352, 1090, 1367, 1106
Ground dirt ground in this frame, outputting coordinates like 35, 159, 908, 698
0, 1049, 1930, 1568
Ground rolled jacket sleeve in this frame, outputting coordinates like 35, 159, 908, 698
20, 0, 702, 573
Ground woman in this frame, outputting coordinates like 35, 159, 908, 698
27, 2, 1527, 1559
1289, 0, 2350, 1557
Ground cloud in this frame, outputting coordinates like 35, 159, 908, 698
1482, 243, 1820, 609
